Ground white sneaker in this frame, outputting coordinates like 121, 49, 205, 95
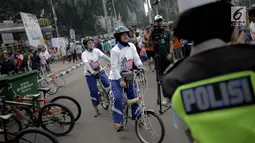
162, 98, 170, 105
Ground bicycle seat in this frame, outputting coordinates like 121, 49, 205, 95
26, 93, 41, 99
0, 114, 12, 120
37, 87, 51, 94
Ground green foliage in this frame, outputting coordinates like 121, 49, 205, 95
0, 0, 143, 36
237, 0, 251, 7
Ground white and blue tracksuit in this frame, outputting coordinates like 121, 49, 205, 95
82, 48, 111, 107
109, 42, 143, 123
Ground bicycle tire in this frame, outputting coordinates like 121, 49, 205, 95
123, 104, 129, 126
38, 103, 75, 136
99, 93, 109, 110
47, 81, 59, 95
38, 79, 49, 87
135, 110, 165, 143
16, 106, 34, 129
54, 76, 65, 87
50, 95, 82, 122
4, 115, 22, 135
14, 128, 59, 143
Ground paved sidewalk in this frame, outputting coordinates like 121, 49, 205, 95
38, 61, 84, 82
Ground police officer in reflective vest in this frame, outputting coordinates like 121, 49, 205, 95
162, 1, 255, 142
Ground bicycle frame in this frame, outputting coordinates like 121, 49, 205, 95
0, 84, 61, 126
122, 70, 150, 121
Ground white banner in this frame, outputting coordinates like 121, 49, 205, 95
1, 33, 14, 44
177, 0, 216, 14
20, 12, 45, 47
51, 37, 66, 49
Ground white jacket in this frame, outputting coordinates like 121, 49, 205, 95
82, 48, 110, 75
109, 42, 143, 80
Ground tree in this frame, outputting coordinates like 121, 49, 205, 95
237, 0, 251, 7
106, 0, 143, 24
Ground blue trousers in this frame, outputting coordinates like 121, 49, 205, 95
110, 79, 141, 123
86, 70, 110, 107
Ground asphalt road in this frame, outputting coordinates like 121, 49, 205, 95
51, 66, 190, 143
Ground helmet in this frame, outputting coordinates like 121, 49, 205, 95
83, 36, 94, 46
154, 15, 164, 21
162, 22, 169, 27
113, 26, 130, 38
168, 21, 174, 25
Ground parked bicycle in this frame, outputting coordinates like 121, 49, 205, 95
0, 90, 75, 136
38, 64, 65, 95
29, 88, 81, 122
0, 115, 59, 143
1, 82, 81, 122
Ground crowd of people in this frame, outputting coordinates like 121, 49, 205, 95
0, 46, 52, 75
81, 13, 190, 132
81, 0, 255, 142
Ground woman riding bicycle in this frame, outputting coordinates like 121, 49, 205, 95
82, 36, 111, 117
109, 26, 144, 132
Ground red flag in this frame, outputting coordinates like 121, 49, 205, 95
52, 6, 57, 21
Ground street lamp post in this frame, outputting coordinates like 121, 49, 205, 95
146, 0, 153, 23
50, 0, 60, 37
112, 0, 117, 18
102, 0, 111, 37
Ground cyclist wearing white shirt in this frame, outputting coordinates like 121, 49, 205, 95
82, 36, 111, 117
109, 26, 143, 132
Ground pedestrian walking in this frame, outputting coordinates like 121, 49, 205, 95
61, 46, 67, 64
76, 41, 83, 61
70, 42, 77, 63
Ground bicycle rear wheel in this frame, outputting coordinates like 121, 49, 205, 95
14, 128, 59, 143
39, 103, 75, 136
53, 76, 65, 87
122, 104, 129, 126
47, 81, 59, 95
135, 110, 165, 143
99, 93, 110, 110
50, 96, 82, 122
38, 79, 58, 95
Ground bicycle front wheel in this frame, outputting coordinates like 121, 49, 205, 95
14, 128, 59, 143
135, 110, 165, 143
39, 103, 75, 136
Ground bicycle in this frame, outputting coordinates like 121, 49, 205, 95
90, 65, 112, 110
1, 81, 81, 122
121, 69, 165, 143
0, 93, 75, 136
0, 98, 59, 143
38, 64, 65, 95
25, 88, 81, 122
38, 66, 59, 95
